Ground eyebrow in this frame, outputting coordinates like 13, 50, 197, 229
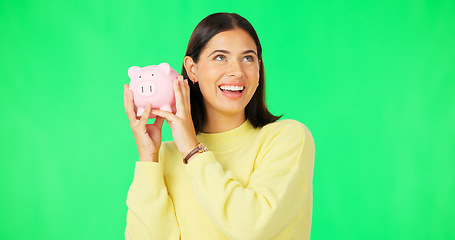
208, 49, 258, 57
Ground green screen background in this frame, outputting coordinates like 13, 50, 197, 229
1, 0, 454, 239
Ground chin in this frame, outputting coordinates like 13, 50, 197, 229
215, 102, 247, 116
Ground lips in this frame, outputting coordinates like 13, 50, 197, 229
218, 83, 245, 98
219, 85, 245, 93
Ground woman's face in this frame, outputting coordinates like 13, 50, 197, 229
189, 28, 260, 119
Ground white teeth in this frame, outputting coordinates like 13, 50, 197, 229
220, 85, 245, 91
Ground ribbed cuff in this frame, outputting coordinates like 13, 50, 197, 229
185, 151, 218, 178
132, 161, 165, 187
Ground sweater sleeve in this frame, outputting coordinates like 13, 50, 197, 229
185, 123, 315, 240
125, 162, 180, 240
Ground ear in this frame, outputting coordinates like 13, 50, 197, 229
183, 56, 197, 82
128, 66, 141, 78
157, 62, 172, 75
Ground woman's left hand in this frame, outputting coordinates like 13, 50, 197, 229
152, 75, 199, 157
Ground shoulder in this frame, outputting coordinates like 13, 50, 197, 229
260, 119, 313, 143
263, 119, 307, 130
259, 119, 315, 163
254, 119, 315, 182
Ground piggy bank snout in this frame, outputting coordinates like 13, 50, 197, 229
137, 81, 157, 97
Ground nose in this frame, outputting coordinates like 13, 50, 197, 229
138, 81, 155, 97
227, 61, 244, 78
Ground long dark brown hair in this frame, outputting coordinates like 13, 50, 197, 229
182, 12, 280, 133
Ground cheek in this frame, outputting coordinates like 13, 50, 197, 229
245, 66, 260, 82
197, 64, 222, 80
197, 69, 225, 95
197, 69, 219, 96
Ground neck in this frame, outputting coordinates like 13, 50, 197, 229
203, 110, 246, 134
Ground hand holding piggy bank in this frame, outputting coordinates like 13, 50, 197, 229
128, 62, 179, 118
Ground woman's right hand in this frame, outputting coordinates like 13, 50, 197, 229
123, 84, 164, 162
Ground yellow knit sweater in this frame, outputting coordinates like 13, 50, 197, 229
125, 119, 315, 240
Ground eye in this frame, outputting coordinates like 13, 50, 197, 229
243, 55, 254, 62
214, 55, 227, 61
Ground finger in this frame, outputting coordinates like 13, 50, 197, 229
173, 79, 186, 115
153, 116, 165, 129
178, 76, 190, 113
123, 84, 130, 110
124, 84, 137, 123
138, 102, 152, 126
153, 109, 178, 123
182, 78, 191, 110
123, 84, 128, 109
179, 76, 189, 108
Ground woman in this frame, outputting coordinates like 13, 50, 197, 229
123, 13, 315, 240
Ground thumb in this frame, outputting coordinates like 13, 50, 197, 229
153, 116, 165, 129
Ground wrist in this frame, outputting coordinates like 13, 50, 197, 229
181, 141, 199, 157
138, 152, 159, 162
186, 152, 201, 164
183, 142, 208, 164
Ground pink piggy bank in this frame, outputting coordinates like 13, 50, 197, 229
128, 62, 179, 118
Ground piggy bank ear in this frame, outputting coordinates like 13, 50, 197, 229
157, 62, 172, 75
128, 66, 141, 78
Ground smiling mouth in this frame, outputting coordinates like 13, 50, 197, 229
219, 85, 245, 93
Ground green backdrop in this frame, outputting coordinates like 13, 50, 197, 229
1, 0, 454, 239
